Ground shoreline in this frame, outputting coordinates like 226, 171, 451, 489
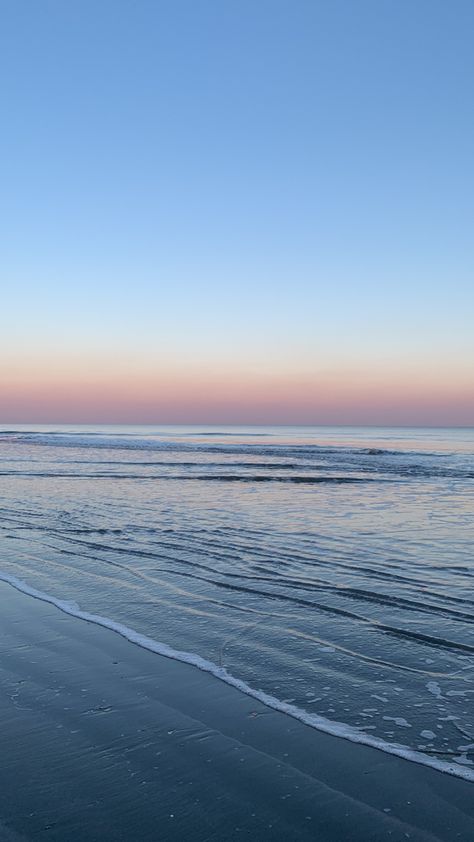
0, 580, 473, 840
2, 570, 473, 785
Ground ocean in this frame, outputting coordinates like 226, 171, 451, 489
0, 425, 473, 781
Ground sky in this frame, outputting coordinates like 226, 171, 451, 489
1, 0, 473, 425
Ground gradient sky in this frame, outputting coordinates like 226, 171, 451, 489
1, 0, 473, 425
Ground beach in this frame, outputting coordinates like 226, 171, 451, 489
1, 580, 473, 841
1, 425, 473, 839
3, 0, 474, 835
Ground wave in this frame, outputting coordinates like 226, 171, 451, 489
3, 431, 473, 477
0, 470, 382, 484
0, 571, 472, 783
180, 431, 274, 437
0, 431, 416, 452
0, 431, 413, 455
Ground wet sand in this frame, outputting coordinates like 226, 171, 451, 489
0, 581, 472, 841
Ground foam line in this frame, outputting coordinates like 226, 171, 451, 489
1, 570, 473, 784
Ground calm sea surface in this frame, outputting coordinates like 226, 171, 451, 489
1, 425, 473, 779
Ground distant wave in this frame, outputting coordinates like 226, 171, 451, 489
2, 430, 473, 481
360, 448, 400, 456
0, 470, 382, 484
180, 431, 274, 437
0, 571, 472, 783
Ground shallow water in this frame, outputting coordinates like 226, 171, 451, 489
1, 425, 473, 779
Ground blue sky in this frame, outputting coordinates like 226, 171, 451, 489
1, 0, 473, 423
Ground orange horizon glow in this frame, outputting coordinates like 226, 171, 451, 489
2, 353, 473, 426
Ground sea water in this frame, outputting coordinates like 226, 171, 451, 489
0, 425, 473, 780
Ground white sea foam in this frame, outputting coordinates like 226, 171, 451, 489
1, 570, 474, 784
427, 681, 443, 699
382, 716, 411, 728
